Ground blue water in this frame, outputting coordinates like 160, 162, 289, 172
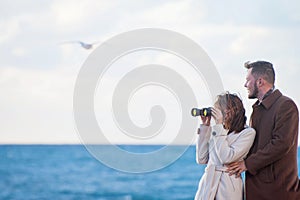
1, 145, 300, 200
0, 145, 204, 200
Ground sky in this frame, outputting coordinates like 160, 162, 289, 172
1, 0, 300, 144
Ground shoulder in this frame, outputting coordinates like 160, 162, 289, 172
277, 94, 298, 113
275, 90, 297, 106
239, 127, 256, 136
228, 127, 255, 145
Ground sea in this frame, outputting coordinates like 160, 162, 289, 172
1, 145, 300, 200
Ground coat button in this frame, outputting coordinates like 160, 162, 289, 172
212, 131, 216, 136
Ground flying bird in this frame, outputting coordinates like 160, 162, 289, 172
59, 41, 101, 50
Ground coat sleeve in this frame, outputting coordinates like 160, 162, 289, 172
245, 99, 299, 175
196, 125, 211, 164
211, 125, 256, 164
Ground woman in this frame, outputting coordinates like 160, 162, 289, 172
195, 93, 256, 200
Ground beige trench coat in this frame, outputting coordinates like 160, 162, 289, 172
195, 124, 255, 200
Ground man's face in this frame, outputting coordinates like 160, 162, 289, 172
244, 68, 258, 99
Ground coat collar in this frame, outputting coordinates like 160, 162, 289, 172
253, 89, 282, 109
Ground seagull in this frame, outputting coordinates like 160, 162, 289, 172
60, 40, 101, 50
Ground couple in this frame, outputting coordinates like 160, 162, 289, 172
195, 61, 300, 200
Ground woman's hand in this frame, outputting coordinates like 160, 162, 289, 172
211, 107, 224, 124
200, 115, 211, 126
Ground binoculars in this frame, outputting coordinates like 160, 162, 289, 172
191, 107, 212, 117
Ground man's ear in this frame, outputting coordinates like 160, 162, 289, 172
257, 78, 264, 87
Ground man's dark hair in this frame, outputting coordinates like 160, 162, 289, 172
244, 61, 275, 85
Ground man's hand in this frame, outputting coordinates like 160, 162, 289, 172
226, 160, 247, 178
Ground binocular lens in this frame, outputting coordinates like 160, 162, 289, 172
191, 107, 212, 117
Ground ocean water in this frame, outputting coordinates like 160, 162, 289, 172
1, 145, 300, 200
0, 145, 204, 200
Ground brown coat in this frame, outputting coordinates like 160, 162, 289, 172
245, 89, 300, 200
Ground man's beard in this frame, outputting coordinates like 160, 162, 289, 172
248, 83, 258, 99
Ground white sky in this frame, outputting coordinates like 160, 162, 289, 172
1, 0, 300, 144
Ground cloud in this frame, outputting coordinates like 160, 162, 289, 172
0, 17, 20, 44
138, 0, 204, 26
1, 0, 300, 144
0, 66, 79, 144
50, 0, 116, 35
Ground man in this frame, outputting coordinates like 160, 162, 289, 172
227, 61, 300, 199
